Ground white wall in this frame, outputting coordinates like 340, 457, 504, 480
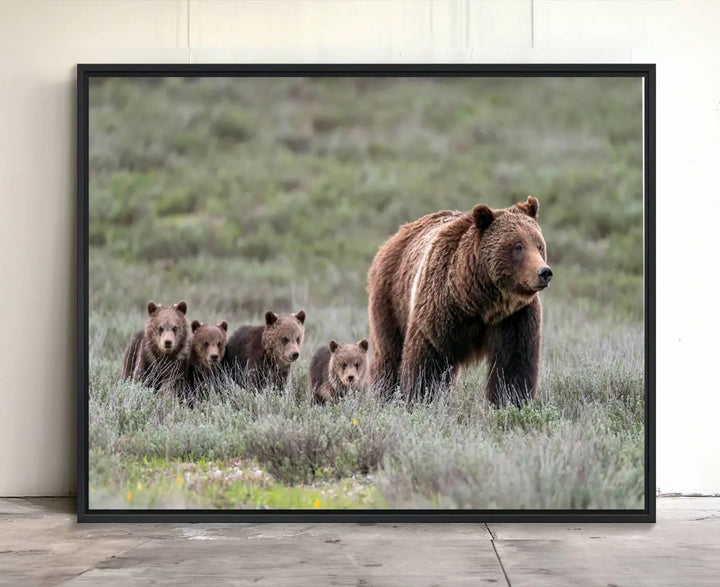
0, 0, 717, 496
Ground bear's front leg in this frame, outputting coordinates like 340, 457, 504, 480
484, 296, 542, 408
313, 382, 333, 405
400, 327, 454, 404
268, 366, 289, 392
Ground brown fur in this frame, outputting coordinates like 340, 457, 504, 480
121, 301, 190, 395
367, 196, 551, 407
185, 320, 229, 403
223, 310, 306, 391
309, 339, 369, 405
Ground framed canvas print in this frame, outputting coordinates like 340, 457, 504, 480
77, 64, 655, 522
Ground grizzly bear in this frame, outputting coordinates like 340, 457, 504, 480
121, 301, 190, 394
367, 196, 552, 407
223, 310, 306, 391
184, 320, 229, 404
309, 339, 369, 404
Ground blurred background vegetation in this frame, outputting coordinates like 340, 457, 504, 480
89, 76, 643, 327
87, 75, 645, 509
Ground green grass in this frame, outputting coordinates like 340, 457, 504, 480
89, 297, 644, 509
88, 76, 645, 509
90, 454, 385, 510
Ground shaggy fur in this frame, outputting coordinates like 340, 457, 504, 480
224, 310, 306, 391
184, 320, 229, 404
367, 196, 552, 406
121, 301, 190, 395
309, 339, 369, 405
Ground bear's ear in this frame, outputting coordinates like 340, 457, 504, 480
174, 301, 188, 315
218, 321, 228, 332
294, 310, 306, 325
329, 340, 340, 353
191, 320, 202, 332
265, 311, 279, 326
472, 204, 495, 231
517, 195, 539, 219
358, 339, 369, 352
147, 301, 160, 315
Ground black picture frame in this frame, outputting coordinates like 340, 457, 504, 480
77, 63, 655, 523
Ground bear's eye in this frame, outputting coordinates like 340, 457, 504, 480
203, 342, 209, 349
355, 362, 360, 369
296, 337, 301, 344
281, 337, 289, 345
514, 243, 524, 252
342, 362, 347, 370
157, 327, 163, 334
172, 326, 178, 334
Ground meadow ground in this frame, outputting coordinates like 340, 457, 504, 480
87, 76, 645, 509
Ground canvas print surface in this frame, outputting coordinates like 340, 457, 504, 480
87, 75, 646, 511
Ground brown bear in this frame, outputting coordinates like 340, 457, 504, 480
367, 196, 552, 407
309, 339, 369, 405
121, 301, 190, 395
184, 320, 229, 404
223, 310, 306, 391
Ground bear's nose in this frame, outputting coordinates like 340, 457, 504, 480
290, 351, 299, 361
347, 375, 355, 382
538, 266, 553, 285
164, 340, 173, 349
210, 354, 219, 362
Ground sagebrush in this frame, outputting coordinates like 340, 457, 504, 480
88, 76, 645, 509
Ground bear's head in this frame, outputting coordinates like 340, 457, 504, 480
190, 320, 228, 368
471, 195, 552, 303
261, 310, 306, 366
328, 339, 369, 390
145, 301, 189, 356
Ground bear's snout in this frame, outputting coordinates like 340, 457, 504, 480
290, 351, 300, 361
163, 339, 173, 350
347, 374, 355, 383
537, 266, 553, 287
209, 353, 219, 363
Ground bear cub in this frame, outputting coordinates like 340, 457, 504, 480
121, 300, 190, 394
184, 320, 229, 404
309, 339, 369, 405
224, 310, 306, 391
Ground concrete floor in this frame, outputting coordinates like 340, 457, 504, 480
0, 498, 718, 586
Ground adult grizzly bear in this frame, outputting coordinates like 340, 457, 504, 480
367, 196, 552, 407
121, 300, 190, 395
224, 310, 306, 391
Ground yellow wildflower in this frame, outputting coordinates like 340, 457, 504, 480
176, 476, 183, 485
126, 491, 133, 502
313, 499, 321, 509
136, 482, 143, 491
352, 419, 358, 426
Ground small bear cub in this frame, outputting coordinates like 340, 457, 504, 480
121, 300, 190, 394
309, 339, 369, 404
224, 310, 306, 391
186, 320, 229, 396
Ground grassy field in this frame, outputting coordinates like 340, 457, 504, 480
88, 76, 645, 509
